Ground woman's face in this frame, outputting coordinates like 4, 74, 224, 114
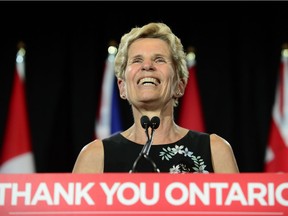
118, 38, 178, 109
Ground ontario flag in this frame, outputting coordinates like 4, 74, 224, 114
265, 46, 288, 172
178, 49, 205, 132
0, 44, 36, 173
95, 45, 122, 139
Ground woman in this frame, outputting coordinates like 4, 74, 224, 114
72, 22, 239, 173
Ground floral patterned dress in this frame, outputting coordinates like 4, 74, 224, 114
103, 130, 214, 173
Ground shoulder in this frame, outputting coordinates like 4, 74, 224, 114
210, 133, 239, 173
210, 133, 231, 151
72, 139, 104, 173
80, 139, 103, 157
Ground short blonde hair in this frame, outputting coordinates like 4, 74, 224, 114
114, 22, 189, 82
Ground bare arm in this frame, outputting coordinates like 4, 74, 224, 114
210, 134, 239, 173
72, 139, 104, 173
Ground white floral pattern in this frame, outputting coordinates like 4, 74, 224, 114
159, 145, 209, 173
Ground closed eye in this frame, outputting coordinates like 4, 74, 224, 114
154, 57, 166, 63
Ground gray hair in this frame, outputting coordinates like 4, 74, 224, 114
114, 22, 189, 107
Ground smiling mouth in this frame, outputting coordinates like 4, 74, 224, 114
138, 77, 160, 86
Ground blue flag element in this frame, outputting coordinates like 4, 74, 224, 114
111, 78, 122, 134
95, 50, 123, 139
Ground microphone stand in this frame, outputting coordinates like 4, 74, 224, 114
143, 116, 160, 157
142, 123, 156, 156
129, 116, 160, 173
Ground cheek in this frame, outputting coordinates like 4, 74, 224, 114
124, 65, 135, 78
124, 68, 138, 88
169, 76, 178, 92
125, 83, 136, 98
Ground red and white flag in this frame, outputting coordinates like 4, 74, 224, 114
178, 50, 205, 132
0, 45, 36, 173
265, 47, 288, 172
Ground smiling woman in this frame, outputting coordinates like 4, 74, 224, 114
118, 38, 178, 108
1, 3, 285, 173
72, 22, 239, 174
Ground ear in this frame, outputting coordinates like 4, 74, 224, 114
179, 78, 186, 95
174, 78, 186, 98
117, 78, 126, 99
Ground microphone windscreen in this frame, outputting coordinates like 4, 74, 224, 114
140, 116, 150, 129
150, 116, 160, 129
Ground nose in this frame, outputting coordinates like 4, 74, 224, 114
141, 60, 155, 71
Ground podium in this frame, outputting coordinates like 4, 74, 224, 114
0, 173, 287, 216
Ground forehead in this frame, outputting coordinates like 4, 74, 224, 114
128, 38, 170, 56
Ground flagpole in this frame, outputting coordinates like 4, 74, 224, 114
16, 41, 26, 81
186, 46, 196, 68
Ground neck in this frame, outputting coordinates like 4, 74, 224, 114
123, 116, 186, 145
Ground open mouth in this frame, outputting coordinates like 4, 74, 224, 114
138, 77, 160, 86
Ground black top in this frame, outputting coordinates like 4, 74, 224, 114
103, 130, 214, 173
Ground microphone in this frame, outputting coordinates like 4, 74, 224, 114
141, 115, 150, 128
129, 116, 160, 173
140, 115, 150, 143
142, 116, 160, 155
151, 116, 160, 129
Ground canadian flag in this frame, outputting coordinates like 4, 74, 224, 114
0, 45, 36, 173
95, 45, 122, 139
265, 46, 288, 172
178, 49, 205, 132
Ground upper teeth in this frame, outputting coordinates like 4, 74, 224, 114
139, 77, 158, 85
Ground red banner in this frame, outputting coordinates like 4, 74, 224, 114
0, 173, 287, 216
